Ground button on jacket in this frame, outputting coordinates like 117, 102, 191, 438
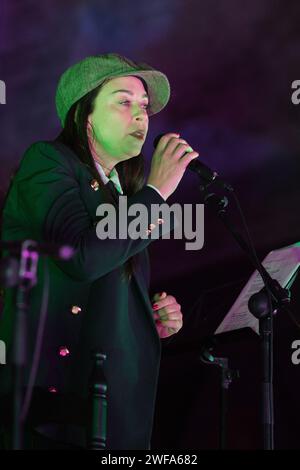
0, 140, 172, 449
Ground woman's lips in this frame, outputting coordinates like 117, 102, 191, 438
130, 133, 144, 140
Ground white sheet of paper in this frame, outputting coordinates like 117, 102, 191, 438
215, 242, 300, 335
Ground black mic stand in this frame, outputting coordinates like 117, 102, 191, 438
200, 346, 239, 449
247, 286, 290, 450
198, 182, 291, 450
1, 239, 73, 449
9, 240, 39, 450
87, 351, 108, 450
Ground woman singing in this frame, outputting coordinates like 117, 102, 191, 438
0, 53, 199, 449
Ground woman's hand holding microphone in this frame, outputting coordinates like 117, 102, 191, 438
146, 133, 199, 200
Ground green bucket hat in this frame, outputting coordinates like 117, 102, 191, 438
55, 52, 171, 127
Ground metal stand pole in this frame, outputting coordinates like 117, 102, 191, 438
87, 351, 108, 450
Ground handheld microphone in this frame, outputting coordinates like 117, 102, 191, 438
153, 133, 233, 192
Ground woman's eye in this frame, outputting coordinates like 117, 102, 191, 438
119, 101, 149, 110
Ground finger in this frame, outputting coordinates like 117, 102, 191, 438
157, 304, 181, 317
153, 312, 161, 319
180, 151, 199, 168
156, 133, 180, 153
152, 296, 178, 311
157, 294, 176, 305
164, 137, 188, 155
152, 291, 167, 303
173, 143, 196, 160
161, 319, 182, 330
167, 327, 178, 335
159, 311, 182, 321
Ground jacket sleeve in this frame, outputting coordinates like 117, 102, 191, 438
14, 141, 170, 282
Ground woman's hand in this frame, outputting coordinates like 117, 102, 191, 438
151, 291, 183, 339
146, 133, 199, 200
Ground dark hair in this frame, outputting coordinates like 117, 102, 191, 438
55, 77, 148, 282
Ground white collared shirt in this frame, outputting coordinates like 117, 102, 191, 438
94, 160, 123, 194
94, 160, 166, 200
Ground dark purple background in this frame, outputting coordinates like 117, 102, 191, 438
1, 0, 300, 449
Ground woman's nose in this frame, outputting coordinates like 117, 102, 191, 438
134, 110, 148, 122
135, 114, 145, 121
132, 104, 148, 119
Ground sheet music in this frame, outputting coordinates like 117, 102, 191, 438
215, 242, 300, 335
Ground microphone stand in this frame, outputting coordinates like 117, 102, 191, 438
87, 351, 108, 450
1, 239, 73, 449
11, 240, 39, 450
200, 347, 239, 449
198, 182, 291, 450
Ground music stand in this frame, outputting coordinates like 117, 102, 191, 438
213, 243, 300, 449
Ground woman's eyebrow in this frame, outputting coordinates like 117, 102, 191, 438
111, 89, 149, 99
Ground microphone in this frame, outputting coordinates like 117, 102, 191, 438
153, 133, 233, 192
0, 240, 75, 260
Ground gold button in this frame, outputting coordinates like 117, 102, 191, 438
59, 346, 70, 357
90, 179, 99, 191
146, 223, 156, 235
71, 305, 82, 315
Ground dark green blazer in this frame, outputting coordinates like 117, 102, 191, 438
0, 140, 171, 449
